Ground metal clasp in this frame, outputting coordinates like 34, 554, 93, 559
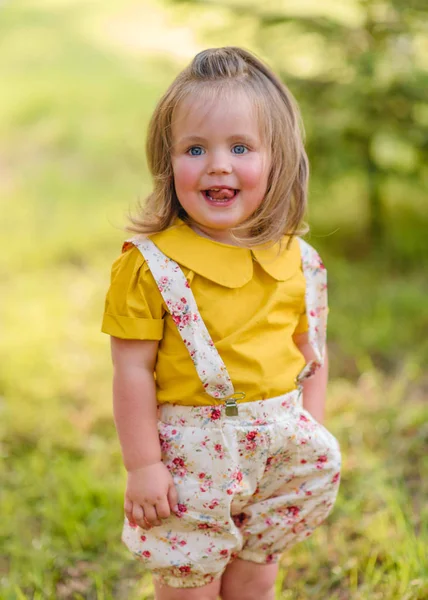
224, 391, 246, 417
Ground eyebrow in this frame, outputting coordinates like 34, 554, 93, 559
175, 134, 259, 146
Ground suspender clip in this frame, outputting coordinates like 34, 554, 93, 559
225, 391, 246, 417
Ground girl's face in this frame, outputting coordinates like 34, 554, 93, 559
171, 90, 270, 244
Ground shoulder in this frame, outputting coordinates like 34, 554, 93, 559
109, 238, 159, 287
110, 240, 144, 276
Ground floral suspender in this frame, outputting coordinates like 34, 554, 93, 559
295, 238, 328, 383
129, 237, 327, 415
127, 238, 237, 407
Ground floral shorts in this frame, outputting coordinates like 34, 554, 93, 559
122, 389, 341, 588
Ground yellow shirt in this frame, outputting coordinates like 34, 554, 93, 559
102, 219, 309, 406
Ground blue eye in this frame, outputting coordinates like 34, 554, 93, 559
188, 146, 205, 156
232, 145, 248, 155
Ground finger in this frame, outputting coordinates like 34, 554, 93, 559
132, 503, 144, 525
124, 498, 135, 525
155, 497, 171, 520
137, 515, 152, 530
168, 484, 179, 514
142, 504, 162, 527
133, 504, 152, 530
137, 513, 152, 530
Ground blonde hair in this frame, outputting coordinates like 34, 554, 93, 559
127, 46, 309, 247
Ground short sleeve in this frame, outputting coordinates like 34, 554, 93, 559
101, 243, 165, 340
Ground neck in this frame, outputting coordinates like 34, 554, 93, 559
189, 222, 243, 246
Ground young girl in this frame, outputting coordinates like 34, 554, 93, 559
102, 47, 341, 600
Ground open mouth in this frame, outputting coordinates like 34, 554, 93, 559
202, 188, 239, 202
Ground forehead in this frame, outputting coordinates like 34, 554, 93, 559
171, 86, 262, 140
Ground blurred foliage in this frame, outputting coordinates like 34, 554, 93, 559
0, 0, 427, 598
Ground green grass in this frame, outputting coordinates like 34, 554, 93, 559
1, 1, 427, 598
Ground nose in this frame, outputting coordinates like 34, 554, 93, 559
207, 150, 232, 175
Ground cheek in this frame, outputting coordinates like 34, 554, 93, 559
240, 158, 270, 191
172, 158, 200, 192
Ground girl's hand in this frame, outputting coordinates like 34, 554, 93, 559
124, 462, 179, 529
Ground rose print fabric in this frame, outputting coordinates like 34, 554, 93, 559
121, 236, 340, 588
122, 390, 341, 588
295, 238, 328, 383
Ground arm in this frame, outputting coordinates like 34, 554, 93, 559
293, 331, 328, 424
111, 337, 178, 527
112, 337, 161, 470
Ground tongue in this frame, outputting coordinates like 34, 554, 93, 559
207, 189, 235, 200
